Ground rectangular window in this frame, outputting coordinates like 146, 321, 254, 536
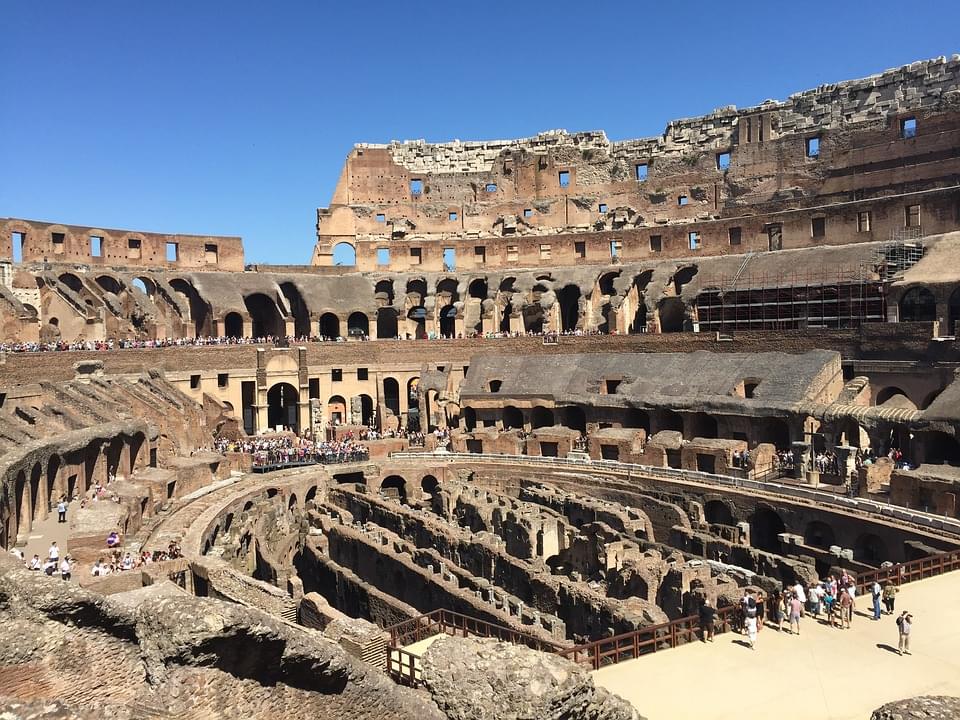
558, 170, 570, 188
806, 136, 820, 157
474, 246, 486, 264
308, 378, 320, 399
377, 247, 390, 265
357, 368, 369, 381
905, 204, 921, 228
12, 232, 25, 262
204, 243, 218, 264
635, 163, 648, 181
610, 239, 622, 258
650, 235, 662, 252
127, 238, 141, 259
574, 241, 586, 258
605, 379, 621, 394
811, 217, 826, 238
443, 247, 456, 270
728, 227, 742, 245
716, 152, 730, 170
410, 247, 422, 264
688, 231, 701, 250
523, 208, 533, 218
857, 211, 872, 233
375, 213, 386, 223
410, 179, 423, 195
539, 244, 551, 260
449, 211, 458, 221
332, 368, 343, 382
485, 183, 497, 192
51, 232, 64, 255
165, 242, 178, 262
217, 373, 228, 388
598, 203, 607, 214
190, 374, 201, 389
91, 236, 103, 257
900, 117, 917, 139
507, 245, 519, 262
678, 195, 688, 206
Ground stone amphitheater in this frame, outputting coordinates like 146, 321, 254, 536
2, 56, 960, 719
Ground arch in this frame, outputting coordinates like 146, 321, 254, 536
436, 277, 459, 302
375, 279, 395, 305
658, 297, 686, 333
380, 475, 408, 504
522, 303, 544, 334
672, 265, 699, 295
407, 306, 427, 339
598, 271, 620, 295
557, 285, 581, 332
630, 301, 648, 334
439, 304, 457, 338
280, 282, 311, 337
749, 507, 786, 553
563, 406, 586, 433
469, 277, 488, 299
327, 395, 347, 426
244, 293, 285, 338
406, 278, 427, 300
170, 278, 212, 336
406, 378, 421, 431
687, 412, 718, 439
29, 463, 42, 524
288, 494, 298, 510
13, 471, 26, 541
875, 386, 914, 408
347, 312, 369, 338
359, 394, 375, 427
132, 276, 154, 296
267, 383, 299, 432
421, 474, 440, 495
305, 486, 318, 505
95, 275, 122, 295
318, 312, 340, 339
463, 406, 477, 431
899, 286, 936, 322
854, 533, 889, 566
704, 500, 735, 526
383, 377, 400, 418
531, 406, 555, 429
58, 273, 84, 293
502, 406, 523, 430
224, 312, 244, 339
333, 241, 357, 266
803, 520, 835, 549
376, 307, 398, 338
21, 303, 38, 318
758, 417, 790, 448
46, 455, 61, 510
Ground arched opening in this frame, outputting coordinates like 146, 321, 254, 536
244, 293, 285, 338
672, 265, 699, 295
687, 412, 718, 439
463, 406, 477, 431
333, 242, 357, 266
875, 386, 914, 407
327, 395, 347, 426
46, 455, 61, 508
803, 521, 835, 549
439, 305, 457, 338
96, 275, 122, 295
407, 306, 427, 339
377, 307, 398, 339
658, 297, 686, 333
267, 383, 299, 432
407, 378, 421, 431
502, 406, 523, 430
13, 471, 26, 540
469, 278, 488, 299
623, 408, 650, 433
359, 394, 375, 427
837, 417, 867, 448
29, 463, 42, 524
58, 273, 84, 293
557, 285, 581, 332
630, 301, 648, 334
563, 406, 586, 433
288, 494, 298, 510
531, 406, 555, 429
224, 312, 243, 339
347, 312, 369, 338
380, 475, 408, 504
948, 287, 960, 335
919, 431, 960, 464
318, 313, 340, 339
383, 378, 400, 418
899, 286, 936, 322
523, 303, 544, 334
658, 409, 684, 434
170, 278, 212, 336
421, 475, 439, 495
749, 507, 786, 553
758, 417, 791, 448
280, 282, 311, 337
406, 278, 427, 301
499, 297, 514, 333
375, 279, 395, 305
855, 533, 889, 566
132, 277, 153, 296
598, 271, 620, 296
305, 486, 318, 505
704, 500, 735, 526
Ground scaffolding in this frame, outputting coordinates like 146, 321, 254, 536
874, 235, 925, 280
696, 267, 887, 331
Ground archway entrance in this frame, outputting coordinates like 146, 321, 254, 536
899, 286, 936, 322
267, 383, 299, 432
750, 507, 786, 553
557, 285, 580, 332
319, 313, 340, 339
224, 312, 243, 339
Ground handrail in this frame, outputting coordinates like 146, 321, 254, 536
387, 452, 960, 537
386, 608, 566, 654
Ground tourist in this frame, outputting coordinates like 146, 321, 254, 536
59, 555, 72, 581
896, 611, 913, 655
769, 589, 784, 631
788, 593, 802, 635
28, 554, 42, 571
698, 599, 716, 642
883, 582, 898, 614
42, 558, 57, 576
871, 580, 883, 620
791, 581, 806, 615
57, 496, 68, 523
47, 542, 59, 562
808, 582, 823, 618
121, 553, 134, 571
755, 591, 765, 632
839, 588, 853, 629
106, 530, 121, 548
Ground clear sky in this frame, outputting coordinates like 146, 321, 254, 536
2, 1, 958, 265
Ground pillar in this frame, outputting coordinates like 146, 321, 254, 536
790, 441, 810, 480
834, 445, 857, 483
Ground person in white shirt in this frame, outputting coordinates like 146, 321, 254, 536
48, 542, 60, 562
28, 554, 42, 571
59, 556, 72, 581
121, 554, 134, 571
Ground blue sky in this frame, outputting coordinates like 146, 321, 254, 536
2, 1, 958, 265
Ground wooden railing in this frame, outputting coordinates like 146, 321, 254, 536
855, 548, 960, 594
386, 646, 421, 687
386, 608, 566, 654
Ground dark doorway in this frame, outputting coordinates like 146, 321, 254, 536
267, 383, 299, 432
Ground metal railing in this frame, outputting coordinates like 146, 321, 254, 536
387, 452, 960, 538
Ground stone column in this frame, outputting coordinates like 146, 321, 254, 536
834, 445, 857, 483
790, 441, 810, 480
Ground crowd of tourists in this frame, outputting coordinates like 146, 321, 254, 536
214, 433, 369, 467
